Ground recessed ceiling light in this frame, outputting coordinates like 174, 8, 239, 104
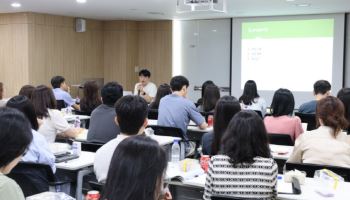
296, 3, 311, 7
11, 2, 21, 8
76, 0, 87, 3
286, 0, 295, 2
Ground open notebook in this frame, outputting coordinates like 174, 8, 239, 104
166, 161, 205, 182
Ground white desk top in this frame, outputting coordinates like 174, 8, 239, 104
270, 144, 294, 160
179, 173, 350, 199
64, 114, 90, 121
55, 151, 95, 171
148, 119, 197, 127
187, 125, 213, 133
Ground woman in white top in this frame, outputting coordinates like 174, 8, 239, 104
288, 96, 350, 168
32, 85, 81, 143
239, 80, 267, 116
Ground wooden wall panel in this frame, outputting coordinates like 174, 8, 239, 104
0, 13, 29, 97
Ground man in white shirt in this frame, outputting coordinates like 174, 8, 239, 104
133, 69, 157, 103
93, 95, 148, 182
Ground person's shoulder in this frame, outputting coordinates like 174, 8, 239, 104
254, 157, 276, 167
96, 137, 119, 155
0, 175, 24, 196
211, 154, 230, 162
149, 82, 157, 88
48, 109, 62, 117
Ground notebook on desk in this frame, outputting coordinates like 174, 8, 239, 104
55, 152, 79, 163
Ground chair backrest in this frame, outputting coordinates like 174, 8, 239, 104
81, 142, 104, 152
294, 112, 316, 131
7, 162, 55, 197
268, 133, 294, 146
285, 162, 350, 181
254, 110, 263, 118
147, 125, 185, 140
148, 109, 159, 120
56, 100, 67, 110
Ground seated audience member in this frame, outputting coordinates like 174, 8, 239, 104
239, 80, 267, 116
6, 96, 56, 172
51, 75, 79, 110
201, 96, 241, 155
94, 95, 148, 182
32, 85, 82, 143
87, 82, 123, 144
196, 80, 214, 106
158, 76, 207, 140
0, 82, 6, 107
203, 111, 277, 200
0, 107, 33, 200
79, 81, 102, 115
149, 84, 172, 110
133, 69, 157, 103
197, 84, 220, 112
103, 135, 172, 200
19, 85, 35, 99
288, 96, 350, 167
337, 88, 350, 132
264, 88, 303, 141
299, 80, 331, 114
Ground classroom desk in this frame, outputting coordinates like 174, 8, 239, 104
64, 114, 90, 122
168, 173, 350, 200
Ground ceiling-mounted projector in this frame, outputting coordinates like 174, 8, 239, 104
177, 0, 226, 13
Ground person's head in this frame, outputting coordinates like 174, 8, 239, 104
51, 75, 68, 90
170, 75, 189, 97
104, 135, 168, 200
337, 88, 350, 124
0, 82, 3, 99
19, 85, 35, 100
316, 96, 348, 136
203, 84, 220, 112
222, 110, 271, 165
211, 96, 241, 155
151, 84, 172, 109
201, 80, 214, 99
139, 69, 151, 86
101, 82, 123, 106
81, 81, 101, 109
115, 95, 148, 135
6, 95, 39, 131
270, 88, 295, 117
31, 85, 57, 118
239, 80, 259, 105
313, 80, 331, 99
0, 107, 33, 174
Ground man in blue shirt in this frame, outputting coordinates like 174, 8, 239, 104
299, 80, 331, 113
51, 76, 79, 110
158, 75, 207, 140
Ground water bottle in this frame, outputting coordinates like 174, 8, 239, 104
171, 139, 181, 163
74, 116, 81, 128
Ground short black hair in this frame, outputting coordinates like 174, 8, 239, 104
101, 82, 123, 106
222, 110, 271, 165
314, 80, 331, 95
51, 76, 65, 89
115, 96, 148, 135
139, 69, 151, 77
270, 88, 295, 117
0, 107, 33, 169
170, 75, 189, 91
7, 95, 39, 131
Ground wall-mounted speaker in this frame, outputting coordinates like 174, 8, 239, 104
75, 18, 86, 32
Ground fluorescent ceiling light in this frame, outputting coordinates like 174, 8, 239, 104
296, 3, 311, 7
11, 2, 21, 8
76, 0, 87, 3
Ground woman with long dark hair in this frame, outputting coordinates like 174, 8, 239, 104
201, 96, 241, 155
149, 84, 172, 110
198, 84, 220, 112
203, 111, 277, 199
80, 81, 102, 115
337, 88, 350, 132
288, 96, 350, 167
6, 95, 56, 172
196, 80, 214, 106
264, 88, 303, 141
239, 80, 267, 116
103, 135, 172, 200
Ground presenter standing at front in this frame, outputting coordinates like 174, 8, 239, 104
133, 69, 157, 103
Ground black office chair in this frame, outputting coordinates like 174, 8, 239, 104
8, 162, 71, 197
285, 162, 350, 181
294, 112, 316, 131
254, 110, 263, 118
56, 100, 67, 110
268, 133, 294, 146
81, 142, 103, 152
148, 109, 159, 120
147, 125, 185, 140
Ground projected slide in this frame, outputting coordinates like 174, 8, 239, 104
241, 19, 334, 91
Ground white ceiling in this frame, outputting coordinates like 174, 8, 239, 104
0, 0, 349, 20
